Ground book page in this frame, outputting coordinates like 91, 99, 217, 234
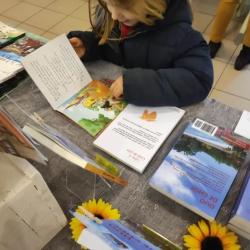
57, 80, 126, 136
94, 105, 185, 173
21, 34, 92, 109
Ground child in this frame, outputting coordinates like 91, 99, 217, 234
68, 0, 213, 107
209, 0, 250, 70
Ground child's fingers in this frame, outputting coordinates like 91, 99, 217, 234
111, 85, 121, 99
69, 37, 85, 58
69, 37, 82, 47
110, 77, 123, 99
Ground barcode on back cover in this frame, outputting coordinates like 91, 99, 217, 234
192, 118, 218, 136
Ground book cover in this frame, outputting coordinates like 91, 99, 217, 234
0, 56, 23, 84
229, 166, 250, 233
94, 105, 185, 173
72, 211, 160, 250
0, 32, 46, 63
150, 119, 247, 220
0, 108, 47, 164
0, 21, 25, 48
21, 34, 125, 136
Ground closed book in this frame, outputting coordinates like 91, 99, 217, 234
150, 118, 247, 220
0, 22, 25, 48
228, 166, 250, 239
0, 33, 46, 85
94, 105, 185, 173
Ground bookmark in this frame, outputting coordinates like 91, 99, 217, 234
142, 225, 181, 250
85, 163, 128, 186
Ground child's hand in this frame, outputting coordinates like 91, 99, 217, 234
110, 76, 124, 99
69, 37, 86, 58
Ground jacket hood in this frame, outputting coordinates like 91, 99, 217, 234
164, 0, 192, 26
135, 0, 192, 33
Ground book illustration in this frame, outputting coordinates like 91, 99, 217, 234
0, 33, 46, 63
58, 80, 126, 136
183, 125, 247, 169
140, 110, 157, 122
0, 22, 25, 47
150, 121, 247, 220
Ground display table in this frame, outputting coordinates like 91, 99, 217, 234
1, 60, 250, 249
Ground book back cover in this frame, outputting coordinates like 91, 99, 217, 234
150, 119, 247, 220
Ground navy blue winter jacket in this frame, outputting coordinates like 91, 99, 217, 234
68, 0, 213, 107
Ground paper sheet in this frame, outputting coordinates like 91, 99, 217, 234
234, 110, 250, 139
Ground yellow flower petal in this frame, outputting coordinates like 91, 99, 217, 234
69, 198, 120, 243
209, 221, 220, 236
183, 235, 201, 248
198, 220, 210, 237
216, 225, 228, 238
224, 244, 241, 250
221, 233, 238, 246
185, 220, 241, 250
188, 224, 204, 241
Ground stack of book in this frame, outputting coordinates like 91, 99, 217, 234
228, 167, 250, 239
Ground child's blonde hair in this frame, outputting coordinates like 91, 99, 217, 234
88, 0, 167, 44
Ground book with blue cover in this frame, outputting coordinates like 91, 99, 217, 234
150, 118, 247, 220
229, 166, 250, 239
71, 211, 160, 250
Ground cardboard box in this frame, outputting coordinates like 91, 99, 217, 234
0, 153, 67, 250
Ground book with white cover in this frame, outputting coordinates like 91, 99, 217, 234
93, 105, 185, 173
234, 110, 250, 140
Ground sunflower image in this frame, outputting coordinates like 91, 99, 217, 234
183, 220, 241, 250
69, 198, 120, 242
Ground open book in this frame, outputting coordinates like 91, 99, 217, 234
21, 34, 126, 136
21, 34, 185, 173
